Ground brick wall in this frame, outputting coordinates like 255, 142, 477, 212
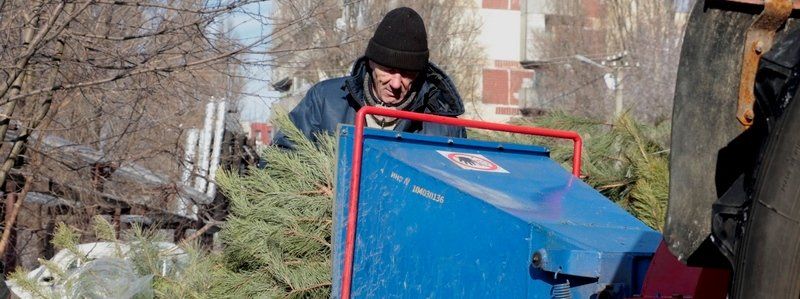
474, 0, 611, 121
482, 69, 510, 105
582, 0, 604, 18
495, 106, 521, 116
482, 0, 520, 10
481, 60, 534, 110
509, 70, 533, 105
250, 123, 272, 145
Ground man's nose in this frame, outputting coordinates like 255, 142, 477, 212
388, 74, 403, 90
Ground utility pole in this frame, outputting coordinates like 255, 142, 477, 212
575, 51, 629, 118
613, 62, 624, 117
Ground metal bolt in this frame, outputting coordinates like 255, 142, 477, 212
531, 252, 542, 268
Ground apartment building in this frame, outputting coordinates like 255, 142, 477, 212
468, 0, 607, 122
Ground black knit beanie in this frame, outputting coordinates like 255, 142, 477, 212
365, 7, 429, 72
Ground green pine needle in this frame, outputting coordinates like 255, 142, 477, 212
8, 267, 50, 299
52, 222, 82, 261
92, 215, 117, 242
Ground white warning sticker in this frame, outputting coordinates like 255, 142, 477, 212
436, 150, 509, 173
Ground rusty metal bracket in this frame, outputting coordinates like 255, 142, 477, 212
736, 0, 793, 128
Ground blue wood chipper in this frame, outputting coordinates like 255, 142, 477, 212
330, 107, 669, 298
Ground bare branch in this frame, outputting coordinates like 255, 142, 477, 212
0, 174, 33, 257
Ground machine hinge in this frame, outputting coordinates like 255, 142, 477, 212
736, 0, 794, 128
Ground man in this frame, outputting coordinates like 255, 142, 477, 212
273, 7, 466, 148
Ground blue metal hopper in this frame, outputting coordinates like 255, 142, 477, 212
332, 125, 661, 298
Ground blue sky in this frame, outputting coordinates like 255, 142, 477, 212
229, 1, 278, 123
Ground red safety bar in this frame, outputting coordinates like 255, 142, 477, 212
341, 106, 583, 299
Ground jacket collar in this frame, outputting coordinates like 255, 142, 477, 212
344, 56, 465, 117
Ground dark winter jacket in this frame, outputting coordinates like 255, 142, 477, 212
273, 57, 467, 148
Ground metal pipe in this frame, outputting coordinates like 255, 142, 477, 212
206, 100, 227, 198
194, 100, 215, 192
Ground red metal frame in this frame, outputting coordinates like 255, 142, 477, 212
340, 106, 583, 298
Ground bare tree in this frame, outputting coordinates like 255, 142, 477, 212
0, 0, 271, 269
525, 0, 688, 122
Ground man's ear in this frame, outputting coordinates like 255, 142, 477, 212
366, 60, 376, 79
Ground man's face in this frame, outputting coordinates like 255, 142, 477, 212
369, 61, 419, 105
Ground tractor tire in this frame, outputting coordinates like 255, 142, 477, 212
731, 90, 800, 298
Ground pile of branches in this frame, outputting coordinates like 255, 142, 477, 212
213, 114, 336, 298
11, 114, 339, 299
